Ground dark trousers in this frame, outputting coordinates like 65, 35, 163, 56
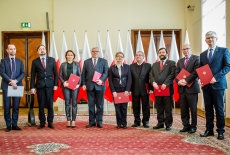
63, 87, 79, 121
87, 88, 104, 125
132, 94, 150, 125
113, 87, 128, 126
3, 91, 21, 127
155, 96, 173, 126
179, 92, 198, 129
202, 86, 225, 133
37, 87, 54, 125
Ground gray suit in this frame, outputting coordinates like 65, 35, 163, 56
149, 59, 176, 127
81, 57, 109, 125
59, 61, 81, 121
176, 54, 200, 129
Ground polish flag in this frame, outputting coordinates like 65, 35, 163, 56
41, 31, 46, 46
60, 31, 68, 64
78, 31, 91, 101
147, 30, 158, 102
49, 32, 61, 102
159, 30, 166, 49
96, 31, 104, 58
124, 30, 134, 65
169, 30, 180, 102
72, 30, 80, 62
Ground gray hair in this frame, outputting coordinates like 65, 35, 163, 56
206, 31, 217, 36
136, 51, 145, 56
91, 47, 99, 51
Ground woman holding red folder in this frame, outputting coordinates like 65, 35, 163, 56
59, 50, 81, 128
109, 52, 131, 129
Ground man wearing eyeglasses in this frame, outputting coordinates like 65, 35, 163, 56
130, 51, 151, 128
199, 31, 230, 140
81, 47, 109, 128
175, 44, 200, 134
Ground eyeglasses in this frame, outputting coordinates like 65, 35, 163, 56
135, 54, 143, 56
206, 36, 217, 40
92, 51, 99, 53
116, 55, 124, 58
182, 48, 191, 51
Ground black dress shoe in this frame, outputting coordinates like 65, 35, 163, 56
5, 127, 11, 132
38, 124, 45, 129
131, 123, 140, 127
97, 124, 103, 128
143, 124, 150, 128
166, 126, 172, 131
188, 128, 196, 133
123, 126, 127, 129
180, 127, 190, 132
153, 124, 164, 129
12, 126, 22, 130
48, 124, 55, 129
200, 130, 214, 137
86, 124, 96, 128
116, 125, 121, 129
217, 133, 224, 140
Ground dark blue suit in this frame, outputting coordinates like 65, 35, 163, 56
200, 46, 230, 133
109, 64, 131, 126
81, 57, 109, 125
0, 57, 25, 127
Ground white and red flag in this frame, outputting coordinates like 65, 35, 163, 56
96, 31, 104, 58
169, 30, 180, 102
49, 32, 61, 102
72, 30, 80, 62
124, 30, 134, 65
159, 30, 166, 49
41, 31, 46, 46
60, 31, 68, 64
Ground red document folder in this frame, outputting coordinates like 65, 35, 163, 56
92, 71, 104, 86
67, 74, 80, 90
176, 68, 194, 87
196, 64, 213, 86
114, 92, 129, 104
154, 85, 170, 96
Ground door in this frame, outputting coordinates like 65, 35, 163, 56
2, 31, 50, 107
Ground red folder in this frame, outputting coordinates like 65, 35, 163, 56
176, 68, 194, 87
154, 85, 170, 96
92, 71, 104, 86
114, 92, 129, 104
196, 64, 213, 86
67, 74, 80, 90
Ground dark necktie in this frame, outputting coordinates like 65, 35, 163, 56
93, 59, 97, 67
184, 57, 189, 68
42, 58, 46, 69
11, 58, 16, 79
208, 49, 213, 63
160, 60, 164, 70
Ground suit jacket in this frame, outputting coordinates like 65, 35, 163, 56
130, 62, 151, 96
30, 56, 58, 89
108, 64, 131, 92
176, 54, 200, 94
0, 57, 25, 90
200, 46, 230, 90
149, 59, 176, 95
81, 57, 109, 91
59, 61, 81, 89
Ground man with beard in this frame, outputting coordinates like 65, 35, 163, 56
0, 44, 25, 132
130, 51, 151, 128
30, 44, 58, 129
149, 47, 176, 131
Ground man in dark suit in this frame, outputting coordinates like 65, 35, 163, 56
176, 44, 200, 133
0, 44, 25, 132
130, 51, 151, 128
199, 31, 230, 140
81, 47, 109, 128
149, 47, 176, 131
30, 44, 58, 129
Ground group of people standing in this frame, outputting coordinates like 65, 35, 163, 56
1, 31, 229, 140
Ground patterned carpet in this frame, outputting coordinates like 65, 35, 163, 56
0, 114, 229, 155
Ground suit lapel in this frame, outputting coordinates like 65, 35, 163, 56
160, 60, 168, 73
185, 55, 193, 69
